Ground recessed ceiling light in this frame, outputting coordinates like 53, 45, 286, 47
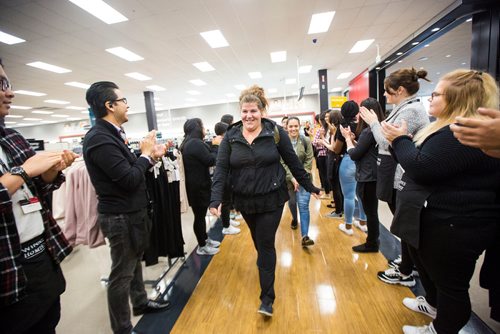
186, 90, 201, 95
5, 115, 23, 118
424, 44, 430, 48
412, 42, 419, 46
16, 123, 34, 127
189, 79, 207, 86
68, 0, 128, 24
44, 99, 70, 105
349, 39, 375, 53
10, 105, 32, 110
67, 117, 83, 121
125, 72, 152, 81
105, 47, 143, 61
200, 30, 229, 48
248, 72, 262, 79
431, 27, 440, 32
13, 90, 46, 96
41, 120, 57, 123
385, 60, 391, 64
81, 111, 89, 114
32, 110, 54, 114
51, 114, 70, 118
330, 87, 342, 92
298, 65, 312, 74
65, 106, 87, 110
270, 51, 287, 63
462, 62, 467, 65
27, 61, 71, 73
23, 117, 43, 121
398, 60, 403, 63
418, 57, 428, 61
268, 88, 278, 93
4, 121, 17, 124
235, 84, 246, 90
146, 85, 166, 91
0, 30, 25, 45
445, 55, 451, 58
337, 72, 352, 79
375, 67, 381, 70
193, 62, 215, 72
65, 81, 90, 89
308, 11, 335, 34
466, 18, 472, 22
396, 52, 403, 56
285, 78, 296, 85
311, 84, 318, 89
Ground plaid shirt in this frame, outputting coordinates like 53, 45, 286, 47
0, 126, 72, 306
312, 127, 328, 157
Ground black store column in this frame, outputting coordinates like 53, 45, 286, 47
144, 91, 157, 131
369, 68, 386, 114
470, 4, 500, 80
318, 69, 329, 112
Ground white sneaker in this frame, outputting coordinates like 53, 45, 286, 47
230, 219, 240, 227
222, 225, 241, 235
196, 245, 219, 256
338, 223, 353, 236
403, 322, 437, 334
403, 296, 437, 319
206, 238, 220, 248
353, 220, 367, 232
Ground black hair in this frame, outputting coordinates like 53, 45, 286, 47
314, 114, 319, 123
221, 114, 234, 125
287, 116, 300, 125
214, 121, 228, 136
356, 97, 385, 135
179, 118, 204, 151
340, 100, 359, 125
328, 109, 343, 127
86, 81, 119, 119
319, 110, 329, 132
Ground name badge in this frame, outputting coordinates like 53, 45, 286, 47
19, 197, 43, 214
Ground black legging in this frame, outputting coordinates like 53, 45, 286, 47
316, 155, 331, 193
191, 205, 208, 247
388, 190, 414, 276
356, 181, 379, 246
330, 156, 343, 214
241, 206, 283, 306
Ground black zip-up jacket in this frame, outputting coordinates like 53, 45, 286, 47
210, 118, 320, 214
83, 119, 150, 214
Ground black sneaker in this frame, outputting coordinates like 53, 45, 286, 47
133, 299, 171, 316
291, 220, 298, 230
301, 236, 315, 247
377, 268, 416, 287
257, 302, 273, 317
352, 243, 378, 253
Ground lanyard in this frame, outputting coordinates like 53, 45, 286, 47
0, 154, 40, 199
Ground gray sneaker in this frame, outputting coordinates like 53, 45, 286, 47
196, 245, 219, 256
206, 238, 220, 248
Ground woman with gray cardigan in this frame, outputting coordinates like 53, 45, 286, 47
359, 67, 430, 287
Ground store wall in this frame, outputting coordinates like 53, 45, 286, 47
348, 70, 369, 105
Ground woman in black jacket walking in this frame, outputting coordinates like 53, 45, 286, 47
209, 85, 321, 317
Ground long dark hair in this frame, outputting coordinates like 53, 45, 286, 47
356, 97, 385, 135
179, 118, 204, 151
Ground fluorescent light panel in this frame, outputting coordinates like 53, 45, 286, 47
186, 90, 201, 95
32, 110, 54, 114
298, 65, 312, 74
68, 0, 128, 24
248, 72, 262, 79
271, 51, 287, 63
285, 78, 296, 85
0, 30, 25, 45
106, 47, 143, 61
23, 117, 43, 121
185, 98, 197, 102
67, 117, 82, 121
65, 81, 90, 89
41, 120, 57, 123
189, 79, 207, 86
308, 11, 335, 34
5, 115, 23, 118
44, 99, 70, 105
65, 106, 87, 110
10, 105, 32, 110
51, 114, 70, 118
146, 85, 166, 91
349, 39, 374, 53
200, 30, 229, 48
27, 61, 71, 74
4, 121, 17, 124
193, 62, 215, 72
14, 90, 46, 96
125, 72, 151, 81
337, 72, 352, 79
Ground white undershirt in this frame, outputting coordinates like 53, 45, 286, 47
0, 146, 44, 243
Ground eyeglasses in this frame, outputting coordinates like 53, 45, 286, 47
1, 78, 12, 92
113, 97, 127, 105
430, 92, 445, 99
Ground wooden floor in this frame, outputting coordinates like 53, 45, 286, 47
171, 198, 428, 334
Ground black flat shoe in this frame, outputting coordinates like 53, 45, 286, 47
352, 243, 379, 253
291, 220, 298, 230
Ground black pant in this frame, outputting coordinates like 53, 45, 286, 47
329, 154, 343, 213
0, 249, 65, 334
388, 190, 414, 275
316, 155, 331, 193
242, 206, 283, 306
192, 205, 209, 247
408, 210, 499, 334
356, 181, 379, 246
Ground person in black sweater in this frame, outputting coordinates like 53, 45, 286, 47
341, 98, 385, 252
180, 118, 220, 256
83, 81, 169, 334
381, 69, 500, 334
209, 85, 321, 317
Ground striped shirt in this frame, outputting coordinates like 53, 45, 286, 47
0, 126, 71, 306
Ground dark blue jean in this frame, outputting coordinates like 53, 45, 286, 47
288, 186, 312, 237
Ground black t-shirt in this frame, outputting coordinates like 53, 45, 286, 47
334, 122, 357, 155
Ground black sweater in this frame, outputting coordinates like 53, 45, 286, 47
210, 119, 320, 214
83, 119, 151, 213
391, 126, 500, 218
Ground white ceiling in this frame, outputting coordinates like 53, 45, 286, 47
0, 0, 460, 127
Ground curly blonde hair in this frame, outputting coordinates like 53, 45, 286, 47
239, 85, 269, 114
414, 69, 499, 145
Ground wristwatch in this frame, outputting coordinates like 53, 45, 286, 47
10, 166, 30, 183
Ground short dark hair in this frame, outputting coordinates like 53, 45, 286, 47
221, 114, 234, 124
86, 81, 119, 119
214, 122, 228, 136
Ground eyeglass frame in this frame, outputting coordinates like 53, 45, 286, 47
0, 77, 12, 92
112, 97, 128, 105
430, 92, 445, 100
